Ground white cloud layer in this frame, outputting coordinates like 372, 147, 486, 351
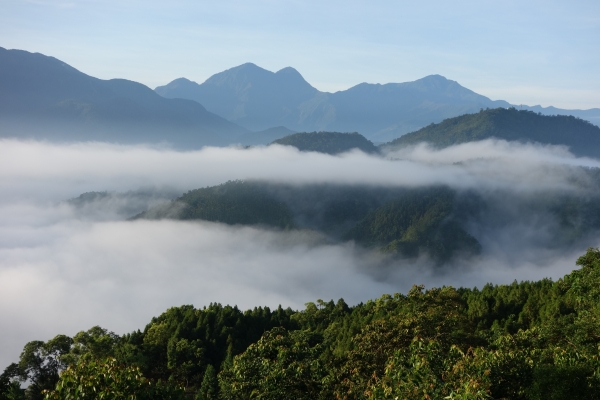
1, 138, 599, 369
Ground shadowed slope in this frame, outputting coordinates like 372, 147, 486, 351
0, 47, 247, 147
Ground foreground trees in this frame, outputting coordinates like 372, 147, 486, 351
3, 248, 600, 399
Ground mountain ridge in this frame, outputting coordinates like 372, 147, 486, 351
0, 47, 248, 147
156, 64, 600, 142
381, 107, 600, 158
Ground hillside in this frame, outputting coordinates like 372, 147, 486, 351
156, 64, 600, 142
345, 187, 481, 260
237, 126, 296, 145
135, 174, 600, 264
0, 47, 247, 147
136, 181, 479, 262
382, 107, 600, 158
138, 181, 295, 229
270, 131, 378, 154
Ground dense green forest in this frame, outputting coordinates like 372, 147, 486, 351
135, 181, 483, 262
270, 132, 378, 155
382, 108, 600, 158
4, 248, 600, 399
135, 178, 600, 263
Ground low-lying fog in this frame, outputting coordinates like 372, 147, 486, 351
1, 138, 600, 369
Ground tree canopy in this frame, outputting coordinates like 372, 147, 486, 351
5, 248, 600, 399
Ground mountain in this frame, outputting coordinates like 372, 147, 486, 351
381, 107, 600, 158
270, 132, 378, 154
156, 66, 600, 142
237, 126, 296, 146
0, 47, 248, 147
155, 64, 320, 132
136, 172, 600, 263
136, 180, 480, 262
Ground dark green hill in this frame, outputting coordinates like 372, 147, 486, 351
270, 131, 378, 155
138, 181, 294, 229
345, 187, 481, 260
137, 181, 478, 262
135, 169, 600, 263
382, 108, 600, 158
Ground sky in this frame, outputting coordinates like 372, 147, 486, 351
1, 0, 599, 109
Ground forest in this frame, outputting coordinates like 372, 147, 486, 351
134, 177, 600, 264
382, 108, 600, 158
270, 132, 378, 155
3, 247, 600, 399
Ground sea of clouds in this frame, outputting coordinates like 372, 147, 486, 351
1, 138, 599, 369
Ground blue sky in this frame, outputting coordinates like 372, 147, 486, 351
1, 0, 599, 109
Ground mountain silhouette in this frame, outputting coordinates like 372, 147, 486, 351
156, 63, 320, 132
0, 47, 247, 147
157, 65, 600, 142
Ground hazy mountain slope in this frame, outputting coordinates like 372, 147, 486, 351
382, 108, 600, 158
155, 63, 320, 132
156, 65, 600, 142
237, 126, 296, 146
156, 70, 507, 140
524, 105, 600, 127
0, 47, 247, 147
324, 75, 510, 141
271, 132, 378, 154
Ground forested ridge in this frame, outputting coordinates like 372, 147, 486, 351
135, 178, 600, 264
382, 107, 600, 158
136, 181, 482, 262
4, 248, 600, 399
270, 132, 378, 155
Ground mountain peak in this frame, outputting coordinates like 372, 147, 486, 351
410, 74, 458, 89
276, 66, 300, 75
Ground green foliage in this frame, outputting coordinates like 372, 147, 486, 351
0, 363, 25, 400
368, 340, 491, 400
42, 358, 184, 400
15, 335, 72, 400
150, 180, 295, 229
271, 131, 378, 155
383, 107, 600, 158
346, 186, 480, 261
60, 326, 120, 366
195, 365, 218, 400
218, 328, 327, 400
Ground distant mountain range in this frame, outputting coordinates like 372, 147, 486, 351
1, 46, 599, 149
0, 47, 247, 147
156, 63, 600, 142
